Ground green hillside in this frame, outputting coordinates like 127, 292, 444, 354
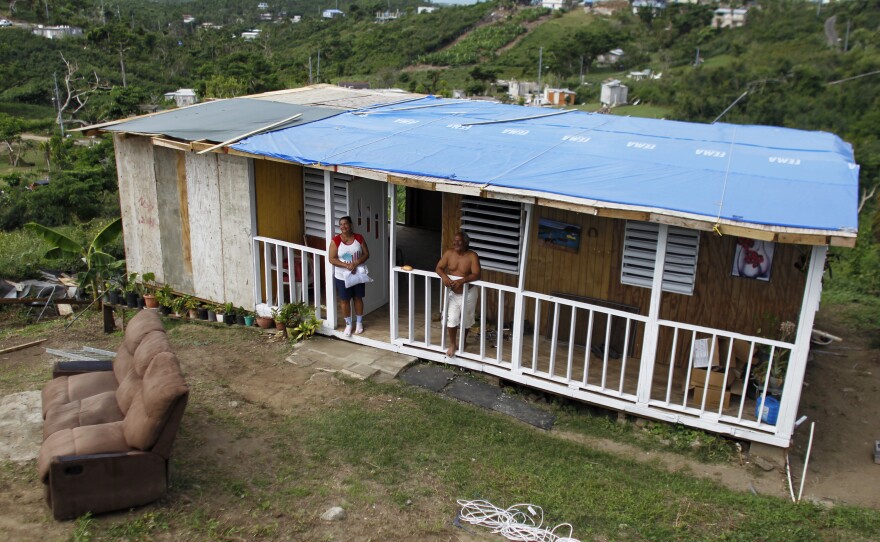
0, 0, 878, 325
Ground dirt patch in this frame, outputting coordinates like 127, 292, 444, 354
0, 307, 878, 539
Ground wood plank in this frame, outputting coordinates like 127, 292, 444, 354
0, 339, 47, 355
185, 152, 225, 302
177, 151, 193, 278
218, 154, 257, 308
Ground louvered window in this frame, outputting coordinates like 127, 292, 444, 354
304, 168, 349, 238
460, 197, 524, 273
621, 221, 700, 295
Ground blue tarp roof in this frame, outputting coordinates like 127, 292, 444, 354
233, 97, 859, 233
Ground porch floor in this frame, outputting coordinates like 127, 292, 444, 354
343, 298, 766, 425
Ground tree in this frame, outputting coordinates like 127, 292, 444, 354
26, 218, 124, 300
0, 113, 26, 166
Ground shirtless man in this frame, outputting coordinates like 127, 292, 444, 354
435, 231, 481, 357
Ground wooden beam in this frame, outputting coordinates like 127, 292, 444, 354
152, 137, 191, 151
387, 174, 436, 191
0, 339, 47, 355
0, 298, 92, 305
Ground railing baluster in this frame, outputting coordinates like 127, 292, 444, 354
407, 272, 415, 342
531, 299, 541, 372
582, 309, 594, 386
548, 302, 560, 377
618, 318, 631, 394
566, 308, 577, 383
262, 242, 272, 306
600, 313, 611, 389
736, 341, 757, 420
424, 275, 432, 346
681, 330, 697, 407
665, 327, 679, 404
494, 289, 502, 363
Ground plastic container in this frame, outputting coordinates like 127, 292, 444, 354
755, 395, 780, 425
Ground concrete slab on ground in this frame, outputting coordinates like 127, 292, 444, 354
492, 394, 556, 430
399, 364, 458, 392
444, 377, 503, 410
287, 336, 417, 381
0, 391, 42, 462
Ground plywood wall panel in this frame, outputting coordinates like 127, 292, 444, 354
254, 160, 303, 242
153, 147, 193, 292
113, 135, 163, 279
185, 153, 225, 303
218, 154, 255, 308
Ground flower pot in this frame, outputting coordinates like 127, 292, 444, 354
188, 309, 199, 320
207, 309, 216, 321
216, 313, 225, 323
160, 305, 172, 316
243, 315, 255, 327
197, 308, 209, 320
236, 314, 246, 326
275, 320, 286, 331
225, 314, 235, 326
137, 297, 146, 310
255, 316, 274, 329
143, 294, 159, 309
126, 292, 139, 308
107, 290, 120, 305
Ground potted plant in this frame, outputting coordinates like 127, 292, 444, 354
221, 302, 234, 325
290, 315, 322, 343
155, 285, 174, 315
141, 272, 159, 309
121, 272, 141, 308
752, 319, 796, 397
170, 295, 187, 318
243, 309, 255, 327
255, 303, 275, 329
182, 295, 200, 319
197, 304, 210, 321
235, 306, 247, 326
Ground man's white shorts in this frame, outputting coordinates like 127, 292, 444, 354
445, 289, 478, 328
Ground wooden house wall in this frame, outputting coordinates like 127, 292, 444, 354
442, 194, 807, 363
113, 135, 163, 283
217, 155, 254, 306
254, 160, 304, 243
185, 153, 226, 302
153, 146, 194, 293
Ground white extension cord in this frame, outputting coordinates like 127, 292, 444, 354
456, 499, 580, 542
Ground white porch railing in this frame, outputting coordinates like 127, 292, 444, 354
519, 292, 649, 400
252, 236, 326, 320
390, 267, 519, 368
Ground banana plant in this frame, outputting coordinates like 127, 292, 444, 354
25, 218, 124, 301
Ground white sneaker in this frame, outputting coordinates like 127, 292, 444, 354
355, 323, 364, 335
343, 324, 352, 337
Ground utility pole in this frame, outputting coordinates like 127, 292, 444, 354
317, 49, 321, 83
579, 55, 584, 85
844, 19, 850, 52
308, 56, 313, 84
537, 46, 543, 89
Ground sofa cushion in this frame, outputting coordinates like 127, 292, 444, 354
121, 310, 165, 356
41, 371, 118, 419
43, 391, 124, 440
38, 421, 129, 482
123, 352, 188, 451
116, 330, 171, 415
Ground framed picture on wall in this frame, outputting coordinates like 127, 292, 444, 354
538, 218, 581, 254
732, 238, 775, 281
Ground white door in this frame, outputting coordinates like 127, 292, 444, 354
346, 177, 388, 315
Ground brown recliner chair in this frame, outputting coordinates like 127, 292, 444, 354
38, 310, 189, 520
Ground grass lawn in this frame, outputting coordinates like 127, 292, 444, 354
2, 313, 878, 541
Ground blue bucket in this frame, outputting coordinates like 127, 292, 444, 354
755, 395, 780, 425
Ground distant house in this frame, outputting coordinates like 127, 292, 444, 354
600, 79, 627, 106
182, 14, 196, 24
541, 0, 567, 9
627, 69, 652, 81
241, 29, 261, 40
508, 79, 540, 102
591, 0, 628, 16
597, 48, 625, 66
337, 81, 371, 90
260, 13, 273, 21
544, 87, 577, 106
712, 8, 748, 29
290, 15, 302, 23
257, 2, 269, 10
376, 10, 401, 22
32, 25, 83, 39
200, 22, 222, 30
163, 89, 198, 107
417, 6, 436, 14
322, 9, 344, 18
631, 0, 666, 15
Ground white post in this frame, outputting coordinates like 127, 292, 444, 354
636, 224, 669, 404
389, 183, 398, 341
511, 203, 532, 374
776, 245, 827, 441
323, 170, 337, 329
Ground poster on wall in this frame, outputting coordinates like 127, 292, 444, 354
732, 238, 774, 281
537, 218, 581, 253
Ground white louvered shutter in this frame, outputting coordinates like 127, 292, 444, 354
460, 197, 523, 273
303, 168, 349, 237
621, 221, 700, 295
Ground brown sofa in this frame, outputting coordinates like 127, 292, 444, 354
38, 309, 189, 520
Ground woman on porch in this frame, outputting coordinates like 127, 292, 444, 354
328, 216, 370, 336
